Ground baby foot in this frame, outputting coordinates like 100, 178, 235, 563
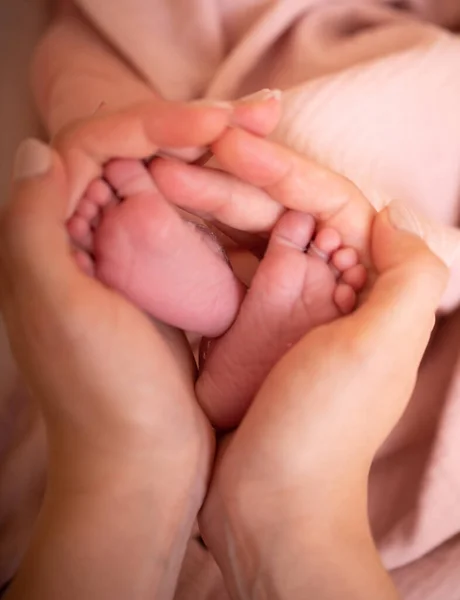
67, 178, 115, 276
196, 210, 367, 430
67, 160, 245, 337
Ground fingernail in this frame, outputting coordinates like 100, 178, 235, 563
387, 200, 423, 236
13, 138, 52, 181
190, 99, 233, 111
239, 88, 282, 103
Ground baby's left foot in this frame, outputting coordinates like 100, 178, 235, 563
197, 210, 367, 430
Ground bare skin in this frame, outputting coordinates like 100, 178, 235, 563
68, 158, 367, 429
1, 137, 453, 600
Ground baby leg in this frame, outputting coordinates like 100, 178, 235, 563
197, 210, 366, 430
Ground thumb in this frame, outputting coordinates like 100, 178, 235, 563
347, 200, 454, 397
0, 139, 79, 299
0, 138, 85, 348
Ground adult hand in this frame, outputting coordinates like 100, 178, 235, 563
52, 93, 282, 215
151, 127, 460, 269
147, 124, 459, 599
147, 126, 460, 599
0, 140, 211, 600
198, 202, 456, 600
0, 94, 282, 599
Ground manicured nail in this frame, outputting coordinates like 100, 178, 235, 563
13, 138, 52, 181
387, 200, 422, 236
190, 99, 233, 111
239, 88, 282, 103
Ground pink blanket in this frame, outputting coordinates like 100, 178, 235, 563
19, 0, 460, 597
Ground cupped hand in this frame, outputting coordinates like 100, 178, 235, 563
1, 140, 211, 485
194, 183, 457, 599
0, 93, 282, 498
152, 126, 460, 425
0, 94, 282, 600
0, 142, 215, 599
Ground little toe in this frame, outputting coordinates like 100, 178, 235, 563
73, 248, 95, 277
334, 283, 357, 314
76, 198, 99, 222
341, 264, 367, 291
331, 247, 359, 272
86, 179, 114, 206
67, 215, 93, 251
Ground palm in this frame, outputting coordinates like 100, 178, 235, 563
10, 263, 214, 487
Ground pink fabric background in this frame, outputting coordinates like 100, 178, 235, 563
2, 1, 460, 598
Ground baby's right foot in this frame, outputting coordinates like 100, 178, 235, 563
67, 160, 245, 337
197, 210, 367, 429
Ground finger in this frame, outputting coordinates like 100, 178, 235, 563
309, 204, 452, 455
231, 88, 282, 136
54, 100, 233, 215
211, 128, 375, 260
159, 89, 282, 162
379, 200, 460, 269
150, 157, 284, 231
55, 96, 282, 215
0, 139, 81, 315
351, 202, 454, 361
245, 204, 453, 480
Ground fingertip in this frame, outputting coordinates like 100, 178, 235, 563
381, 201, 460, 269
4, 140, 67, 229
212, 128, 288, 188
373, 206, 445, 273
12, 138, 53, 183
1, 141, 73, 275
371, 206, 450, 314
232, 90, 282, 136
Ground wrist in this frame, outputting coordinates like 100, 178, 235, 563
7, 456, 204, 600
45, 406, 214, 500
202, 482, 398, 600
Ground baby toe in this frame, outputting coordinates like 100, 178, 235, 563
310, 227, 342, 260
331, 247, 359, 272
67, 215, 93, 251
76, 198, 99, 221
87, 179, 114, 207
341, 264, 367, 291
334, 283, 357, 314
73, 248, 95, 277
